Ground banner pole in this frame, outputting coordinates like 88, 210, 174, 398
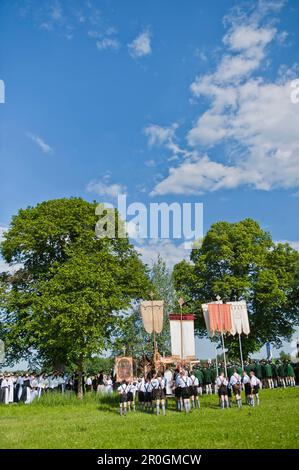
150, 292, 156, 368
178, 298, 185, 361
215, 343, 219, 377
239, 333, 244, 370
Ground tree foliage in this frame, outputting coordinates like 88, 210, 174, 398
0, 198, 150, 395
173, 218, 299, 357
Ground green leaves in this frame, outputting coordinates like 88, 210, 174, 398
0, 198, 150, 371
173, 218, 299, 357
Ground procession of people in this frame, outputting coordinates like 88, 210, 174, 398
1, 359, 296, 415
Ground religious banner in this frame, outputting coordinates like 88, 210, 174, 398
115, 356, 133, 382
202, 301, 250, 336
207, 303, 232, 335
169, 314, 196, 359
140, 300, 164, 334
201, 304, 212, 337
227, 300, 250, 335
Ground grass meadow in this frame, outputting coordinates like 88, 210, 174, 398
0, 387, 298, 449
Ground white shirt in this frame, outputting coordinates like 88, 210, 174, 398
230, 373, 241, 385
144, 382, 152, 393
190, 375, 199, 387
151, 378, 165, 390
179, 376, 192, 388
250, 376, 260, 387
86, 377, 92, 386
216, 376, 228, 387
117, 383, 128, 394
242, 374, 250, 384
127, 383, 136, 394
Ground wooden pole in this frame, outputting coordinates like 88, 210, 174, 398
178, 297, 184, 360
239, 333, 244, 370
149, 291, 156, 369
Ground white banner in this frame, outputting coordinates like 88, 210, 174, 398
169, 316, 195, 358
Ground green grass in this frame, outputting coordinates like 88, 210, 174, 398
0, 388, 298, 449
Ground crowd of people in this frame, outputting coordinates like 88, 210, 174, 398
0, 359, 297, 412
0, 370, 114, 405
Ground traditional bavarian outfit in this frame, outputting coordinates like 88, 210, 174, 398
117, 382, 128, 415
249, 374, 260, 406
174, 372, 182, 411
216, 374, 228, 409
189, 374, 200, 408
179, 374, 192, 414
151, 377, 166, 415
230, 372, 242, 408
126, 382, 136, 412
242, 372, 251, 404
144, 380, 153, 411
137, 378, 145, 409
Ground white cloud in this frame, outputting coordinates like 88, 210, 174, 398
151, 155, 250, 196
86, 180, 127, 198
145, 159, 156, 168
144, 123, 192, 158
135, 239, 190, 268
128, 30, 151, 58
26, 132, 53, 154
152, 1, 299, 196
96, 37, 120, 51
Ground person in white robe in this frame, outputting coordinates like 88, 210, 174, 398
7, 375, 14, 403
1, 376, 9, 404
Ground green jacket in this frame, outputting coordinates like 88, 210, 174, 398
254, 363, 262, 379
203, 368, 212, 384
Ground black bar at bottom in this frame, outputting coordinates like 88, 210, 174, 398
0, 449, 298, 466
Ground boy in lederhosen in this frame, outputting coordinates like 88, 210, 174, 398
216, 372, 228, 409
174, 368, 182, 411
242, 370, 251, 405
179, 370, 192, 414
137, 377, 145, 410
230, 369, 242, 408
151, 373, 166, 415
117, 380, 128, 416
144, 376, 153, 412
249, 371, 260, 406
189, 373, 200, 409
126, 380, 136, 412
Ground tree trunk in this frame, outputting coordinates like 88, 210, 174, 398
77, 360, 84, 399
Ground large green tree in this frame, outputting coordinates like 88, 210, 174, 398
0, 198, 150, 396
173, 218, 299, 358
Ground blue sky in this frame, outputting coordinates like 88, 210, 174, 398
0, 0, 299, 361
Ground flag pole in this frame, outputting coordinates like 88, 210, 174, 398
239, 333, 244, 371
178, 297, 184, 361
216, 295, 227, 377
149, 291, 156, 367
